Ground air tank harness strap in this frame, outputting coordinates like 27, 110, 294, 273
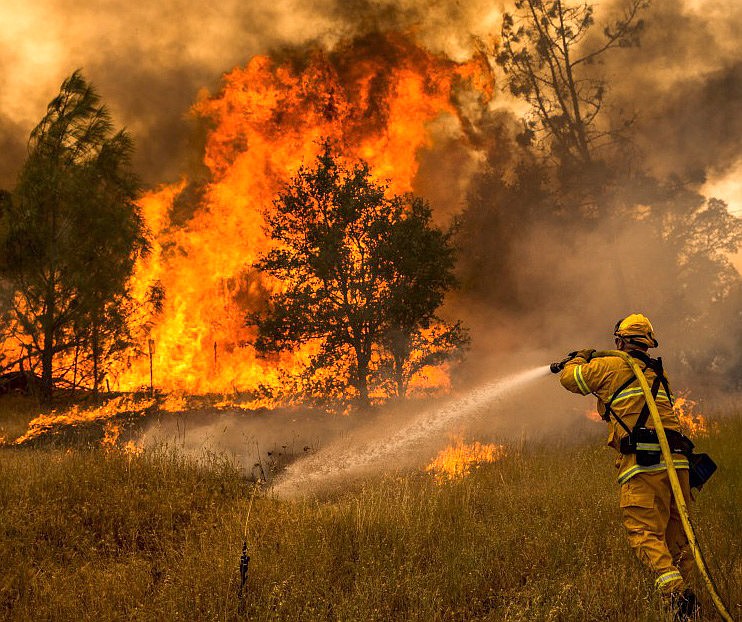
602, 372, 663, 441
601, 376, 636, 425
600, 356, 690, 466
629, 352, 674, 407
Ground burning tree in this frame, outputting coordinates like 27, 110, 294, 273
0, 71, 149, 401
251, 145, 467, 408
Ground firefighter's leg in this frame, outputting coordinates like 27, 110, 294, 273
620, 472, 685, 595
666, 469, 695, 582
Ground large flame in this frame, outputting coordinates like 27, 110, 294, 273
111, 34, 489, 396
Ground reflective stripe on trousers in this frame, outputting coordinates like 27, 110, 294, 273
619, 470, 694, 595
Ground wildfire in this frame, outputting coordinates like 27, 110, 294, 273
426, 436, 506, 482
673, 392, 709, 437
111, 33, 490, 398
101, 421, 121, 450
122, 439, 144, 457
159, 392, 187, 413
14, 395, 156, 446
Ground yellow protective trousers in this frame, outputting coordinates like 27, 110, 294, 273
620, 469, 694, 595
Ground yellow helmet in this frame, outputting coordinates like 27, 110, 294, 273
613, 313, 658, 348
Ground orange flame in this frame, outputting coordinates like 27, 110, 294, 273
14, 395, 156, 445
673, 392, 709, 437
122, 439, 144, 457
426, 436, 506, 482
110, 34, 490, 398
101, 421, 122, 450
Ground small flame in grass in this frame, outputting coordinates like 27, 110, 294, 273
159, 393, 187, 413
122, 439, 144, 457
674, 392, 708, 437
426, 436, 506, 482
101, 421, 122, 450
585, 409, 603, 422
14, 395, 156, 445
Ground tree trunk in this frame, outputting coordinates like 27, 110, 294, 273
92, 322, 100, 398
356, 357, 370, 409
389, 329, 410, 399
41, 323, 54, 403
72, 341, 79, 397
352, 342, 371, 410
40, 278, 56, 404
394, 352, 406, 399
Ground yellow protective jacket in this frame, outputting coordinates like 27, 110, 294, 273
560, 351, 689, 484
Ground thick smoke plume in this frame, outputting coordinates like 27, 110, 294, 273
0, 0, 497, 187
4, 1, 738, 187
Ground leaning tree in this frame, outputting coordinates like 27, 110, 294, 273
2, 71, 149, 400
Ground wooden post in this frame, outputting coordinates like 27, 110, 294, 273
148, 338, 155, 397
213, 341, 217, 369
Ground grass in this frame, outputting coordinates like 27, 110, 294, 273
0, 395, 45, 442
0, 403, 739, 621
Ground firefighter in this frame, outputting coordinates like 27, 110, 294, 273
558, 314, 699, 621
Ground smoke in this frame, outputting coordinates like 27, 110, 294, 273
0, 0, 499, 188
141, 407, 352, 482
602, 0, 742, 179
141, 364, 578, 497
2, 0, 739, 217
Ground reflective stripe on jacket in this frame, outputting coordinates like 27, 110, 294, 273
560, 353, 687, 483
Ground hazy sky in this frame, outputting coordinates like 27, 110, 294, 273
0, 0, 502, 187
1, 0, 740, 215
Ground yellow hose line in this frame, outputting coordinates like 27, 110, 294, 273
593, 350, 733, 622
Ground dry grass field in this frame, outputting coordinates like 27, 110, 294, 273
0, 398, 739, 621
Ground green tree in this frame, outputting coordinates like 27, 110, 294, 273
251, 145, 467, 408
1, 71, 148, 401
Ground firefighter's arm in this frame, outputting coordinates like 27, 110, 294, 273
560, 353, 607, 396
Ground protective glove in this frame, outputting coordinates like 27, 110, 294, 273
573, 348, 596, 362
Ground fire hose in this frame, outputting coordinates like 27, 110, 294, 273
554, 350, 733, 622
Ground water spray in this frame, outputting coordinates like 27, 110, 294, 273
273, 365, 551, 496
550, 350, 733, 622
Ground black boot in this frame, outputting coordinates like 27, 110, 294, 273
672, 589, 700, 621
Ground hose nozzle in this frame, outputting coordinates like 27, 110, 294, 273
550, 351, 578, 374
